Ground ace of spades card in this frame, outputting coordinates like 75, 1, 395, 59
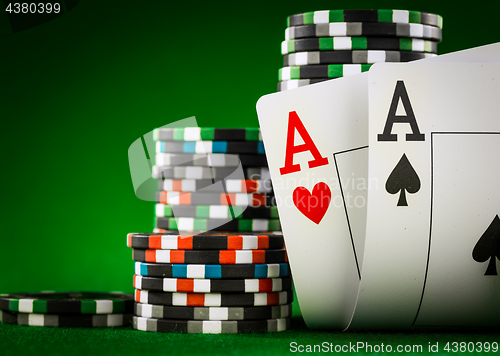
350, 62, 500, 329
256, 74, 369, 329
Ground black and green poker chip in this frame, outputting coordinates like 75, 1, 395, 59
0, 309, 131, 327
287, 9, 443, 29
154, 128, 261, 142
155, 217, 281, 232
282, 37, 438, 54
285, 22, 442, 41
0, 292, 133, 314
279, 64, 373, 80
283, 50, 435, 66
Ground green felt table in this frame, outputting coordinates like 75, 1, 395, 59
1, 314, 499, 356
1, 297, 499, 356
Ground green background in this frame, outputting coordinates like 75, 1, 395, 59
1, 0, 499, 354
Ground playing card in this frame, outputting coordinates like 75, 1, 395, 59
256, 74, 368, 329
414, 133, 500, 327
333, 148, 369, 269
350, 62, 500, 329
256, 42, 500, 330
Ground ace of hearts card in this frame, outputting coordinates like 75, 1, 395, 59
257, 74, 370, 329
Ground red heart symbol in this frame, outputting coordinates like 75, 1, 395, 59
292, 182, 331, 224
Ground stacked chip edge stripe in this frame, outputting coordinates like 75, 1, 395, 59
156, 141, 265, 154
134, 289, 293, 307
134, 262, 290, 279
156, 153, 268, 168
155, 204, 279, 219
132, 248, 288, 264
133, 275, 293, 293
128, 233, 284, 250
279, 64, 373, 80
0, 292, 133, 314
282, 37, 438, 55
153, 228, 283, 234
283, 50, 436, 66
156, 217, 281, 232
0, 309, 132, 327
152, 166, 270, 179
153, 128, 262, 142
133, 315, 290, 333
285, 22, 442, 41
155, 191, 275, 207
134, 303, 292, 320
158, 178, 273, 193
287, 10, 443, 29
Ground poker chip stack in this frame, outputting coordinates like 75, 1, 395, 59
151, 127, 279, 233
127, 127, 292, 334
278, 9, 443, 91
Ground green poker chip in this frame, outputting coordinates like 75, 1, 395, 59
285, 22, 442, 41
0, 292, 133, 314
153, 128, 262, 142
283, 50, 436, 66
279, 64, 373, 80
0, 309, 132, 327
156, 205, 279, 219
156, 217, 281, 232
282, 37, 438, 54
287, 9, 443, 29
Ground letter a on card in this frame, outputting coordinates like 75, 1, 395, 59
257, 74, 369, 330
279, 111, 328, 175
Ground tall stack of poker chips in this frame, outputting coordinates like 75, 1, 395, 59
0, 292, 133, 328
128, 127, 292, 334
278, 9, 443, 91
152, 128, 279, 233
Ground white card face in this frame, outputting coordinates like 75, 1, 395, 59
255, 43, 500, 330
334, 148, 369, 270
256, 74, 369, 329
415, 134, 500, 327
351, 63, 500, 329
